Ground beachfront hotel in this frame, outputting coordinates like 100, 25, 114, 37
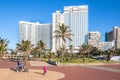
52, 5, 88, 51
64, 5, 88, 47
19, 21, 52, 49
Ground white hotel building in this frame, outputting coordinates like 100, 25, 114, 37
88, 31, 101, 49
52, 5, 88, 51
19, 21, 52, 49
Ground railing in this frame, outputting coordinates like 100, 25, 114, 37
3, 55, 24, 59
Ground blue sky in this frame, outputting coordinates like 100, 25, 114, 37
0, 0, 120, 49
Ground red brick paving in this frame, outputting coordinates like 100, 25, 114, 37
0, 60, 120, 80
96, 64, 120, 69
39, 66, 120, 80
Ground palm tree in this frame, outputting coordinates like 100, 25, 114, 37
30, 47, 38, 59
9, 49, 17, 55
106, 49, 111, 62
79, 44, 92, 63
48, 50, 55, 61
106, 49, 116, 62
16, 40, 33, 60
54, 24, 73, 48
69, 45, 74, 60
59, 45, 67, 61
0, 38, 9, 59
54, 24, 73, 61
35, 40, 46, 59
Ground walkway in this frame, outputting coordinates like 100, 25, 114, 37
0, 59, 120, 80
81, 64, 120, 73
0, 69, 64, 80
29, 60, 52, 66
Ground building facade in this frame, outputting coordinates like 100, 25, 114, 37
52, 5, 88, 51
88, 31, 101, 49
100, 42, 114, 51
116, 27, 120, 49
19, 21, 52, 49
106, 26, 120, 49
52, 11, 64, 52
64, 5, 88, 47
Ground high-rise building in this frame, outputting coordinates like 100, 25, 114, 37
106, 26, 120, 49
52, 5, 88, 51
106, 31, 114, 42
88, 31, 101, 49
115, 27, 120, 49
64, 5, 88, 48
105, 32, 108, 41
52, 11, 64, 52
19, 21, 52, 49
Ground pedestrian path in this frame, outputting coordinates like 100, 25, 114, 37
29, 60, 52, 66
81, 65, 120, 73
0, 69, 65, 80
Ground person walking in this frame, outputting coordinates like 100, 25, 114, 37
43, 66, 47, 75
22, 59, 29, 72
16, 59, 22, 72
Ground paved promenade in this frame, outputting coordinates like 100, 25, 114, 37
0, 69, 64, 80
0, 59, 120, 80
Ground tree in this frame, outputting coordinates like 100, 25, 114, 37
30, 47, 38, 59
79, 44, 92, 63
54, 24, 73, 48
60, 45, 68, 61
0, 38, 9, 59
91, 47, 102, 56
48, 50, 55, 61
106, 49, 116, 62
106, 49, 111, 62
9, 49, 17, 55
16, 40, 33, 60
54, 24, 73, 61
35, 40, 46, 59
69, 45, 74, 60
115, 49, 120, 56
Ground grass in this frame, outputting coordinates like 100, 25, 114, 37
60, 58, 120, 65
38, 57, 120, 65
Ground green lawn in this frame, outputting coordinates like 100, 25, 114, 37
40, 57, 120, 65
61, 58, 120, 64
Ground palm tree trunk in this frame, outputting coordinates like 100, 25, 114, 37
83, 52, 85, 63
0, 53, 2, 59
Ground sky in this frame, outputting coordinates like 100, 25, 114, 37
0, 0, 120, 49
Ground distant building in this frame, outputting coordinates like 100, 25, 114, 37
105, 32, 108, 41
106, 31, 114, 42
100, 42, 114, 51
106, 26, 120, 49
19, 21, 52, 49
116, 27, 120, 49
88, 31, 101, 49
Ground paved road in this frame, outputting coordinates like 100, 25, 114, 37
81, 64, 120, 73
0, 59, 120, 80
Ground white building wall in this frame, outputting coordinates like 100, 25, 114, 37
64, 5, 88, 47
100, 42, 114, 51
52, 11, 64, 52
19, 21, 52, 49
88, 31, 101, 49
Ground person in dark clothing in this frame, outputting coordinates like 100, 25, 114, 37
16, 59, 22, 72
